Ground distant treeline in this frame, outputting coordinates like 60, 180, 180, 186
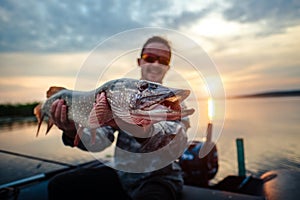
231, 90, 300, 99
0, 102, 40, 117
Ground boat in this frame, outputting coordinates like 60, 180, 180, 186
1, 136, 299, 200
0, 158, 298, 200
0, 124, 300, 200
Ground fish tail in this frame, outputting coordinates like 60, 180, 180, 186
45, 86, 66, 135
34, 103, 44, 137
46, 118, 54, 135
34, 86, 66, 137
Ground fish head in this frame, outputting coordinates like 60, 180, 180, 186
104, 78, 195, 126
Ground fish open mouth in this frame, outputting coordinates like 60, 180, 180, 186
130, 90, 195, 121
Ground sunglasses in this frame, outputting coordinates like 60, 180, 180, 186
141, 54, 170, 66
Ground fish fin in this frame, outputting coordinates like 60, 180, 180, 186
91, 129, 97, 145
74, 126, 84, 147
36, 115, 44, 137
46, 86, 66, 98
74, 134, 80, 147
46, 118, 54, 135
34, 103, 44, 137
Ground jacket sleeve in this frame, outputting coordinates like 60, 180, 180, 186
62, 126, 116, 152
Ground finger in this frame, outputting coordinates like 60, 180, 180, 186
95, 94, 110, 114
54, 100, 63, 121
97, 92, 105, 101
54, 100, 65, 127
60, 104, 68, 124
50, 99, 60, 119
106, 119, 117, 128
141, 119, 153, 126
89, 109, 99, 128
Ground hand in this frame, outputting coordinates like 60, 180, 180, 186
51, 99, 76, 138
89, 92, 154, 138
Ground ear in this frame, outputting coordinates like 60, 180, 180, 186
137, 58, 142, 66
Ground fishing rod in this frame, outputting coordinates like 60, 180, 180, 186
0, 159, 105, 190
0, 149, 75, 190
0, 149, 75, 168
0, 149, 106, 190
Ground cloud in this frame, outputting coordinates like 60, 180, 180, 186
161, 9, 212, 29
223, 0, 300, 36
0, 0, 214, 52
0, 0, 141, 52
1, 0, 299, 53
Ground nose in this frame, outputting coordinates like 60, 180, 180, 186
153, 60, 161, 65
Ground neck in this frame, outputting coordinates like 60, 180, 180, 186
140, 78, 162, 84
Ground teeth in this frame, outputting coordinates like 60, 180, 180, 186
143, 103, 158, 111
137, 110, 180, 114
142, 103, 180, 111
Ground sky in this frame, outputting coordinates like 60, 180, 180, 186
0, 0, 300, 104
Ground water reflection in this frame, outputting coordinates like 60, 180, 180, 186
0, 120, 113, 161
0, 117, 37, 131
0, 119, 114, 185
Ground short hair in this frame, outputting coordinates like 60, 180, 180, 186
140, 36, 171, 57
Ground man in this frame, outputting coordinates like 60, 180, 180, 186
48, 36, 190, 200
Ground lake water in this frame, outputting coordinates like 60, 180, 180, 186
0, 97, 299, 186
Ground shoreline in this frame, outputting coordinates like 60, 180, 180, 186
229, 90, 300, 99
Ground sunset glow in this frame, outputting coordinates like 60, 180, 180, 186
0, 1, 299, 103
208, 98, 214, 122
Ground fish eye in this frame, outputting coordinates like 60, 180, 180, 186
149, 83, 158, 89
138, 81, 149, 91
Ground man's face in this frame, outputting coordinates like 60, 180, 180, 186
138, 42, 170, 84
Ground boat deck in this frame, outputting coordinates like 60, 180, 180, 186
9, 178, 265, 200
3, 167, 300, 200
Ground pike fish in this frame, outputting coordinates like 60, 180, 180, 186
34, 78, 195, 138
